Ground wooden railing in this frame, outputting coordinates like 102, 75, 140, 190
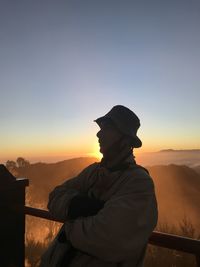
0, 165, 200, 267
25, 206, 200, 257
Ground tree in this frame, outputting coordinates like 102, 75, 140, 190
6, 160, 17, 170
16, 157, 30, 168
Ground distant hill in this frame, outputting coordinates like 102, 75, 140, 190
136, 149, 200, 167
194, 165, 200, 174
148, 164, 200, 228
159, 149, 200, 153
15, 157, 200, 230
17, 157, 98, 206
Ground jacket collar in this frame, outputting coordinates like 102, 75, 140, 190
100, 153, 136, 172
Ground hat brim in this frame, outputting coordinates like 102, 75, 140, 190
94, 117, 142, 148
94, 116, 113, 127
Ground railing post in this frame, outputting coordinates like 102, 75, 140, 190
0, 164, 29, 267
196, 254, 200, 267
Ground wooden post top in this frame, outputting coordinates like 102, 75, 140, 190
0, 164, 29, 188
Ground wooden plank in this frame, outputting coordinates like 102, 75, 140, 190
25, 206, 63, 222
25, 206, 200, 256
149, 231, 200, 254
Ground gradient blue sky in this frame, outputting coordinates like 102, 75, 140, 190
1, 0, 200, 163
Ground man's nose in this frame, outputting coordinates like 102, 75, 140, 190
96, 129, 102, 138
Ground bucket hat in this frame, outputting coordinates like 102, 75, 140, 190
94, 105, 142, 148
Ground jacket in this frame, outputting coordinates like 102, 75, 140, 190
48, 155, 158, 267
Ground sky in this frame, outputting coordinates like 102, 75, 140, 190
0, 0, 200, 163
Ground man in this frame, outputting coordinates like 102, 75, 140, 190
47, 105, 158, 267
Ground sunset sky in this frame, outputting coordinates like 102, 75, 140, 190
1, 0, 200, 163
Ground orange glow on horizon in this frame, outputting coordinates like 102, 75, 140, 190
88, 141, 102, 160
1, 135, 199, 164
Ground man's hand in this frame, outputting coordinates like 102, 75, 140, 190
67, 194, 105, 220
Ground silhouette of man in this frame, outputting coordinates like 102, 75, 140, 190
47, 105, 158, 267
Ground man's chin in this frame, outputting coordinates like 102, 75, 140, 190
99, 146, 110, 157
99, 146, 106, 155
99, 147, 104, 154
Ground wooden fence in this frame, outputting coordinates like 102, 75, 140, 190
0, 165, 200, 267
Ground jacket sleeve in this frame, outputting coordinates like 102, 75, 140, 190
47, 163, 98, 221
65, 172, 158, 262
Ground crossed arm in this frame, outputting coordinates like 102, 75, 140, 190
48, 166, 158, 262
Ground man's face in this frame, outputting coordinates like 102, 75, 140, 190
96, 120, 122, 154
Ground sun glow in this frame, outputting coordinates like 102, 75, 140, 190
88, 142, 102, 160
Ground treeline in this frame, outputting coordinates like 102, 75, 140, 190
6, 157, 30, 170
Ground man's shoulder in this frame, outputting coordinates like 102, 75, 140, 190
124, 164, 155, 189
127, 164, 150, 178
80, 162, 100, 175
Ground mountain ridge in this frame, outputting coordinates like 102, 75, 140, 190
159, 149, 200, 153
10, 157, 200, 229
